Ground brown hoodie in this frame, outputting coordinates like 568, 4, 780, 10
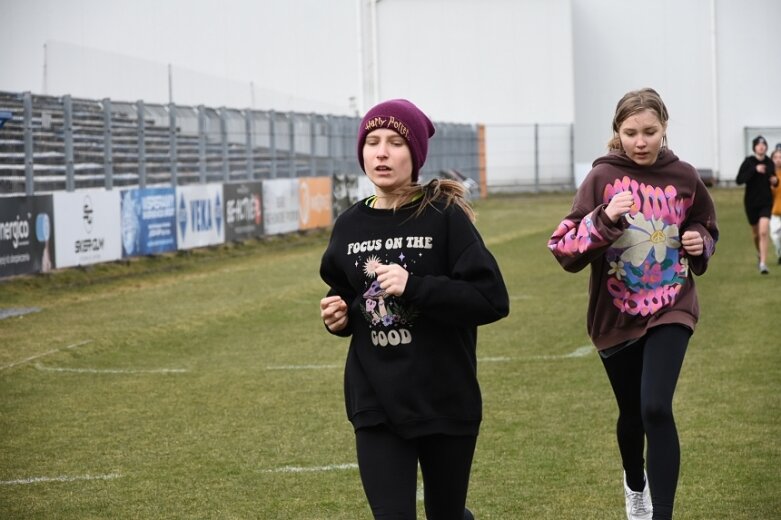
548, 149, 718, 350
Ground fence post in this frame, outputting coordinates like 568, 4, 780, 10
269, 110, 277, 179
533, 122, 540, 193
326, 115, 335, 177
23, 92, 34, 195
137, 100, 146, 188
309, 113, 317, 177
63, 95, 74, 192
477, 124, 487, 199
245, 109, 254, 180
102, 98, 113, 190
569, 123, 575, 189
198, 105, 206, 184
220, 107, 229, 182
288, 112, 296, 178
168, 103, 177, 187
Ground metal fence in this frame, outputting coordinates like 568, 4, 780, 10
0, 91, 479, 196
484, 123, 574, 193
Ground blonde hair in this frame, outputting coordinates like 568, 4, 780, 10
381, 178, 476, 222
608, 88, 669, 151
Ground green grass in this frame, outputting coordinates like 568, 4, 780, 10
0, 189, 778, 519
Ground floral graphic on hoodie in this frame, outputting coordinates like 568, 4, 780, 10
605, 183, 690, 316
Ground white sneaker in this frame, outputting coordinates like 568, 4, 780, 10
624, 472, 652, 520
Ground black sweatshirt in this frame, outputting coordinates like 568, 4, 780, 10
320, 198, 509, 438
736, 155, 777, 209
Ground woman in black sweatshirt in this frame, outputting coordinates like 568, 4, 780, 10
319, 99, 509, 519
736, 135, 779, 274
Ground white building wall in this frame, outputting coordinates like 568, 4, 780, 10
1, 0, 778, 186
572, 0, 781, 184
370, 0, 574, 125
715, 0, 781, 179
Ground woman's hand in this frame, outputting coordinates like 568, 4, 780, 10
375, 263, 409, 297
605, 191, 635, 223
681, 230, 704, 256
320, 295, 348, 332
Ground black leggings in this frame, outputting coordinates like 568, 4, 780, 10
601, 324, 691, 520
355, 425, 477, 520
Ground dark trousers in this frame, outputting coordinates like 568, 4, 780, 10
601, 324, 691, 520
355, 425, 477, 520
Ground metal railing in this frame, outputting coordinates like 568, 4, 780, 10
0, 91, 479, 195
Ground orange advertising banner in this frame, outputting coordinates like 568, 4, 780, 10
298, 177, 333, 230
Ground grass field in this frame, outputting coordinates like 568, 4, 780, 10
0, 188, 778, 519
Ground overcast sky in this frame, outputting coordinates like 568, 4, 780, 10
0, 0, 362, 112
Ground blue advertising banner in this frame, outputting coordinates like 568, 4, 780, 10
0, 195, 55, 277
120, 187, 177, 257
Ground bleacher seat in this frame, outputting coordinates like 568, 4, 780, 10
0, 110, 11, 129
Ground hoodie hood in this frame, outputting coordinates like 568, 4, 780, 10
593, 148, 679, 171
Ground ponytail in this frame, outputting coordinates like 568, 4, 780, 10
383, 178, 476, 222
415, 178, 475, 222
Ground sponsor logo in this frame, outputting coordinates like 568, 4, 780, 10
82, 195, 94, 233
0, 214, 31, 249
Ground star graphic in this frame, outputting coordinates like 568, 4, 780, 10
399, 252, 405, 262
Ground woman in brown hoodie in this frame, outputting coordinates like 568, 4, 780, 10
548, 88, 718, 520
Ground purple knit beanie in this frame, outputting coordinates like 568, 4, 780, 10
357, 99, 435, 182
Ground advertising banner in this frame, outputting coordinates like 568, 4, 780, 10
120, 187, 177, 257
176, 184, 225, 249
223, 182, 263, 241
262, 179, 299, 235
298, 177, 332, 230
53, 189, 122, 268
0, 195, 55, 277
332, 174, 375, 216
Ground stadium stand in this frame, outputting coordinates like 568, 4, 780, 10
0, 90, 479, 196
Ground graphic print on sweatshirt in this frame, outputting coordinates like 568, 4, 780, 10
604, 177, 692, 316
348, 236, 430, 347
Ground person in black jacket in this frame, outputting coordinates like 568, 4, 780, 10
319, 99, 509, 520
736, 135, 779, 274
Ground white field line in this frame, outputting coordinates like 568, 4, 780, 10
35, 363, 189, 374
529, 345, 594, 360
0, 340, 92, 371
265, 364, 341, 370
261, 463, 358, 474
0, 472, 122, 486
264, 347, 591, 372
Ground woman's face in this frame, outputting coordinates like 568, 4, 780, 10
754, 141, 768, 158
772, 150, 781, 169
362, 128, 413, 193
618, 109, 666, 166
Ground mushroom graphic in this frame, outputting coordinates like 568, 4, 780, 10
363, 280, 389, 320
